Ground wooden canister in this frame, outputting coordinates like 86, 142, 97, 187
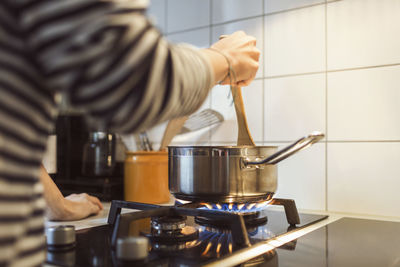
124, 151, 170, 204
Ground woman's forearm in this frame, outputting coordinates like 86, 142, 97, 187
39, 165, 68, 220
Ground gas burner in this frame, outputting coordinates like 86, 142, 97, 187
151, 215, 187, 232
108, 198, 303, 253
195, 212, 268, 229
193, 200, 271, 228
198, 199, 272, 214
141, 215, 199, 243
141, 226, 199, 243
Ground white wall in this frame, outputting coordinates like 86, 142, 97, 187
147, 0, 400, 218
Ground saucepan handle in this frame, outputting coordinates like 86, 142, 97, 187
243, 131, 325, 166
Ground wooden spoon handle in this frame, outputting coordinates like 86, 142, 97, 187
159, 116, 189, 151
231, 86, 255, 146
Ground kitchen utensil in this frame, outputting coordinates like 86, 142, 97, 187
169, 131, 324, 203
124, 151, 170, 204
231, 86, 255, 146
81, 132, 116, 177
218, 33, 254, 146
159, 116, 189, 151
179, 109, 224, 134
139, 132, 153, 151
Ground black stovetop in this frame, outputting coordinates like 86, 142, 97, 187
45, 198, 400, 267
45, 201, 328, 267
274, 217, 400, 267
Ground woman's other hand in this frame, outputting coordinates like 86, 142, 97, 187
61, 193, 104, 221
39, 164, 103, 221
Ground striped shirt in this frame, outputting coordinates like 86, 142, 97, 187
0, 0, 213, 266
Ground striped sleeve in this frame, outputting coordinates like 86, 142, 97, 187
18, 0, 214, 133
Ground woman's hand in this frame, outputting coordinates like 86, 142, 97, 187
62, 193, 103, 221
201, 31, 260, 87
39, 164, 103, 221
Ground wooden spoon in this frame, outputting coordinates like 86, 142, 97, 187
159, 116, 189, 151
231, 86, 255, 146
216, 35, 255, 146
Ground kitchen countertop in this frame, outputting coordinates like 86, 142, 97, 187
45, 201, 176, 230
45, 202, 115, 231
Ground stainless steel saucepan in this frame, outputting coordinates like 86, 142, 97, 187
168, 131, 324, 203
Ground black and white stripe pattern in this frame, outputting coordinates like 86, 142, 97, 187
0, 0, 213, 265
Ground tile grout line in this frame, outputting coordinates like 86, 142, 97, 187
327, 140, 400, 143
262, 0, 266, 144
208, 0, 213, 144
264, 1, 327, 17
264, 62, 400, 80
182, 140, 400, 145
327, 62, 400, 73
324, 0, 329, 212
165, 0, 168, 35
265, 71, 326, 80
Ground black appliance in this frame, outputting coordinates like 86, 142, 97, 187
46, 198, 329, 266
54, 114, 124, 201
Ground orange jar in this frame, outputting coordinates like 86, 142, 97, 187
124, 151, 170, 204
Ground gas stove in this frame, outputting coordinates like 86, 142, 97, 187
46, 198, 328, 266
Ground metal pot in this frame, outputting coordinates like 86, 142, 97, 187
168, 131, 324, 203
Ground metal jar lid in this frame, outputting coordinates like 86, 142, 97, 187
46, 225, 76, 246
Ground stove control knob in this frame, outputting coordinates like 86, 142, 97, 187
46, 225, 76, 247
116, 237, 149, 261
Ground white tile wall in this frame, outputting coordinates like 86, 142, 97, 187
265, 73, 326, 141
148, 0, 166, 33
167, 0, 210, 33
328, 142, 400, 217
146, 0, 400, 217
212, 17, 264, 78
265, 0, 325, 14
264, 4, 325, 77
328, 66, 400, 141
167, 28, 210, 48
209, 84, 236, 144
272, 142, 326, 210
212, 0, 263, 24
327, 0, 400, 70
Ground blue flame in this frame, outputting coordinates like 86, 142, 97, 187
199, 200, 271, 213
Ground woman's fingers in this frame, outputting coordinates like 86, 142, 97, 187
89, 201, 101, 215
88, 195, 103, 210
65, 193, 103, 217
